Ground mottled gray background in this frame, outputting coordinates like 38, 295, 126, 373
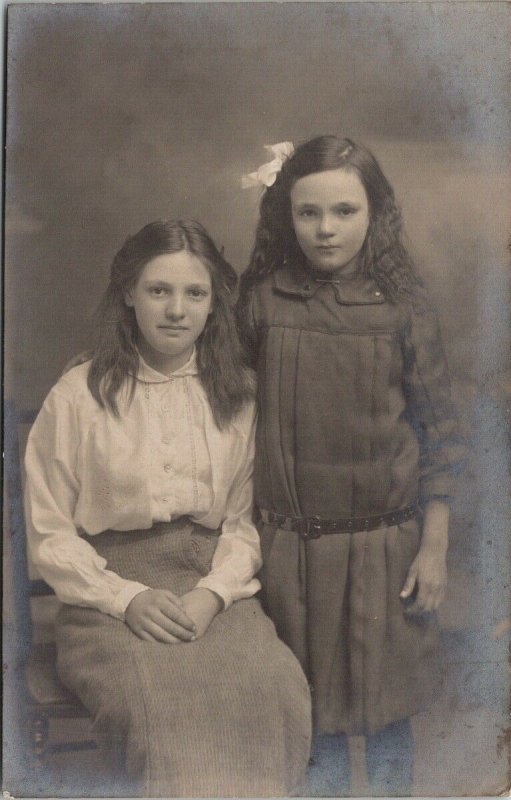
4, 2, 510, 795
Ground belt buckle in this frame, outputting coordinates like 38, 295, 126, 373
302, 516, 323, 540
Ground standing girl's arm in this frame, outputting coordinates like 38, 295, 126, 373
400, 287, 468, 614
400, 499, 449, 613
25, 385, 196, 642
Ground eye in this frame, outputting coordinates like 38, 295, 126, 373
149, 286, 167, 296
187, 287, 209, 299
297, 208, 317, 218
336, 206, 357, 217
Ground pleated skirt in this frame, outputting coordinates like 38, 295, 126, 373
55, 519, 312, 797
259, 516, 440, 736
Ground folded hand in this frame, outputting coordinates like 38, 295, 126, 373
179, 588, 224, 639
125, 588, 197, 644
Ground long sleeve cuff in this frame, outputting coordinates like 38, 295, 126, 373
195, 575, 261, 611
107, 581, 150, 621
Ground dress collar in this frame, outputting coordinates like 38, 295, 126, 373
272, 263, 321, 298
272, 264, 386, 305
134, 348, 199, 384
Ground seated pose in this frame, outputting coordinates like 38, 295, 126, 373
25, 219, 311, 797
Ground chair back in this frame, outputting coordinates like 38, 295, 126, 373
4, 401, 54, 666
4, 401, 96, 777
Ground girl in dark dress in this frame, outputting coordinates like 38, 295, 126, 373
239, 137, 467, 795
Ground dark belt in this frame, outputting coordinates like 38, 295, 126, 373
259, 505, 418, 540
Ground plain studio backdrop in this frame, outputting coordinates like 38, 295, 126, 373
4, 2, 510, 796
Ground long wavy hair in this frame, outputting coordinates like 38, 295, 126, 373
88, 219, 254, 428
240, 135, 421, 303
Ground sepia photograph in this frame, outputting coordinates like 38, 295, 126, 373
3, 2, 510, 797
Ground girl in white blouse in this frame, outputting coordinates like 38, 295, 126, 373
25, 219, 311, 797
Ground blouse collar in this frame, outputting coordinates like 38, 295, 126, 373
135, 348, 199, 384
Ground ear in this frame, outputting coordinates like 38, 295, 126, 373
124, 290, 134, 308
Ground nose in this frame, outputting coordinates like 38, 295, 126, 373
165, 293, 185, 319
317, 214, 336, 239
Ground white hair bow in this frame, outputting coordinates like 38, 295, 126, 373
241, 141, 295, 189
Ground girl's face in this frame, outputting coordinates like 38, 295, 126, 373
290, 167, 370, 275
125, 251, 213, 375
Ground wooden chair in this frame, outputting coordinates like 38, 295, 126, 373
4, 400, 96, 765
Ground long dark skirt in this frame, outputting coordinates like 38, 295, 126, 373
55, 519, 312, 797
260, 516, 440, 736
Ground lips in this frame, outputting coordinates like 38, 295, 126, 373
158, 325, 188, 331
158, 325, 189, 336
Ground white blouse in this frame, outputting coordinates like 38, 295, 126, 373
24, 351, 262, 620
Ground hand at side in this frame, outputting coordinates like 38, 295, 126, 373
400, 500, 449, 615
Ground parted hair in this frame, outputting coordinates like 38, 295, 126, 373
239, 135, 421, 304
88, 219, 254, 428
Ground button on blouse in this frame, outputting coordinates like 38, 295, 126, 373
139, 357, 213, 522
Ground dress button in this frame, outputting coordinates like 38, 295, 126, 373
375, 291, 381, 296
162, 436, 171, 445
164, 464, 173, 473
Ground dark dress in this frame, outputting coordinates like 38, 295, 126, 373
242, 264, 467, 735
